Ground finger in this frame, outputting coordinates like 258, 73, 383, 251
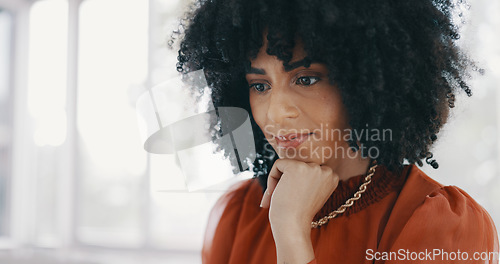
260, 159, 296, 208
319, 164, 339, 186
259, 160, 282, 208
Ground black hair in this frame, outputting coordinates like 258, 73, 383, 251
171, 0, 480, 189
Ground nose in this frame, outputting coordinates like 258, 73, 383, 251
266, 86, 299, 125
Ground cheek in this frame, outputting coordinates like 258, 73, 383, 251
249, 93, 266, 127
249, 94, 278, 143
249, 94, 265, 138
315, 91, 349, 128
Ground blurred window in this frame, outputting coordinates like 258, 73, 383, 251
0, 7, 13, 237
76, 0, 148, 247
26, 0, 68, 246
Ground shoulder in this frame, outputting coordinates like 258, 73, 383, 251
206, 178, 261, 232
211, 177, 263, 216
381, 165, 499, 258
202, 178, 264, 263
409, 171, 497, 246
403, 165, 495, 226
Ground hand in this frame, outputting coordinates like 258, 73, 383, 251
260, 159, 340, 229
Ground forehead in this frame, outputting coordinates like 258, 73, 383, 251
249, 35, 311, 69
290, 39, 308, 62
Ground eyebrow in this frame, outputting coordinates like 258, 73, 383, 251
247, 67, 266, 75
246, 57, 314, 75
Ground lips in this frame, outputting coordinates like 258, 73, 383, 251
274, 133, 313, 149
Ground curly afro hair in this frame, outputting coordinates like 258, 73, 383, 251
171, 0, 480, 189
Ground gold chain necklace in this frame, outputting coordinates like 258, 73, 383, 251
311, 161, 378, 228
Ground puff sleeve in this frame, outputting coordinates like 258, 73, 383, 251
383, 186, 499, 264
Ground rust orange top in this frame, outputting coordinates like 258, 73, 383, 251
202, 165, 499, 263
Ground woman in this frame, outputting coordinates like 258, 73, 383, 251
173, 0, 499, 263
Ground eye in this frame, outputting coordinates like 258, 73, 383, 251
249, 83, 271, 93
296, 76, 320, 86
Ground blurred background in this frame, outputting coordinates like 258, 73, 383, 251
0, 0, 498, 263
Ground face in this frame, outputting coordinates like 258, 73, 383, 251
246, 40, 355, 171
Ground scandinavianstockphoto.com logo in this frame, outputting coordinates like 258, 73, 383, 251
259, 123, 393, 163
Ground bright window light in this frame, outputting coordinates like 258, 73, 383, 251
27, 0, 68, 147
76, 0, 148, 247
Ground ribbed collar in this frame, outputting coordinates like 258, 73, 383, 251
313, 164, 413, 221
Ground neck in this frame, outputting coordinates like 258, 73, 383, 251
326, 151, 372, 182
